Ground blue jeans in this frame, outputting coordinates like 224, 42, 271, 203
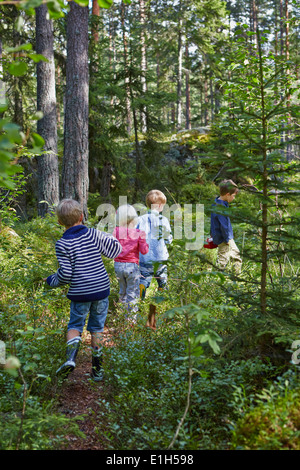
139, 262, 168, 290
114, 262, 140, 316
68, 297, 109, 333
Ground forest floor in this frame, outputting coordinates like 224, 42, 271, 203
56, 328, 114, 450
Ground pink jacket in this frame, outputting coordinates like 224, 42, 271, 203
113, 226, 149, 264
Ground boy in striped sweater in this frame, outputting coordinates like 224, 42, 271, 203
45, 199, 122, 381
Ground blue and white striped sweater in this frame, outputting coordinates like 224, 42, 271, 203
47, 225, 122, 302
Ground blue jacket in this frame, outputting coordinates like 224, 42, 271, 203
210, 197, 233, 245
137, 210, 172, 264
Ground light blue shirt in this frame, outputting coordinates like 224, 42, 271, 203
137, 210, 172, 264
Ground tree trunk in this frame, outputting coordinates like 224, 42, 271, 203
12, 10, 23, 131
177, 17, 183, 130
92, 0, 100, 42
139, 0, 147, 133
62, 2, 89, 220
121, 3, 132, 135
203, 66, 208, 126
285, 0, 292, 161
100, 161, 112, 200
129, 65, 142, 200
185, 43, 191, 130
0, 39, 6, 112
279, 0, 284, 56
257, 30, 268, 316
36, 4, 59, 217
109, 7, 116, 110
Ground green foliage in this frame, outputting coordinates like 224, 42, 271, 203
0, 390, 84, 450
231, 370, 300, 450
98, 320, 281, 449
0, 177, 299, 450
1, 1, 299, 451
0, 117, 23, 189
0, 213, 84, 449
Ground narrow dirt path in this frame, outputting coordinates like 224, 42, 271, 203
56, 328, 113, 450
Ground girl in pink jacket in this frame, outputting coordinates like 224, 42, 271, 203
113, 205, 148, 322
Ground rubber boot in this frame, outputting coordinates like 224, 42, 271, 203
91, 347, 103, 382
56, 336, 81, 377
156, 265, 168, 290
139, 284, 146, 300
156, 264, 167, 278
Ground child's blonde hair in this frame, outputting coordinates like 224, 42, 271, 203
145, 190, 167, 208
116, 204, 138, 227
56, 199, 83, 227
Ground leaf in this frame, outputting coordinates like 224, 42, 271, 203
8, 62, 28, 77
5, 43, 32, 53
28, 53, 49, 63
31, 133, 45, 148
74, 0, 89, 5
15, 16, 25, 32
47, 0, 65, 19
208, 339, 221, 355
97, 0, 113, 8
23, 0, 43, 9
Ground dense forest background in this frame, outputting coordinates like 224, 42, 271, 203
0, 0, 300, 451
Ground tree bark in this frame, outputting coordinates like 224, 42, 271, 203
109, 7, 116, 109
100, 161, 112, 200
0, 39, 6, 112
121, 3, 132, 135
177, 16, 183, 130
257, 30, 268, 316
285, 0, 292, 161
92, 0, 100, 42
62, 2, 89, 220
12, 8, 23, 130
185, 43, 191, 129
139, 0, 147, 133
36, 4, 59, 217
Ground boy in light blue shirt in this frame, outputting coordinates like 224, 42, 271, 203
137, 190, 172, 299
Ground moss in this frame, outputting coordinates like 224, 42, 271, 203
232, 389, 300, 450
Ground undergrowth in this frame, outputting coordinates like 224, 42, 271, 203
0, 182, 299, 450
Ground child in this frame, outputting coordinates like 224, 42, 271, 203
137, 190, 173, 299
45, 199, 122, 381
210, 180, 242, 274
112, 204, 149, 322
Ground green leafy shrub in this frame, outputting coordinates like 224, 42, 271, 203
231, 372, 300, 450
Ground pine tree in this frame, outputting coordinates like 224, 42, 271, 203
62, 2, 89, 219
36, 4, 59, 217
214, 24, 300, 328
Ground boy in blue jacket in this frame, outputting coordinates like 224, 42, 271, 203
211, 180, 242, 274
